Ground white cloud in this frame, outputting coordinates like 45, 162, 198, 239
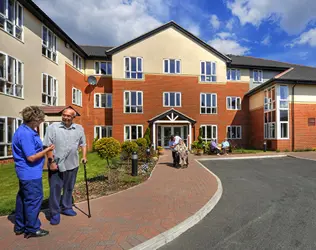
210, 14, 220, 30
227, 0, 316, 35
186, 23, 201, 37
226, 18, 234, 31
261, 35, 271, 45
208, 34, 249, 55
292, 28, 316, 47
33, 0, 172, 46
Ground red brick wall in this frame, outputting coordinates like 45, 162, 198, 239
112, 75, 250, 147
249, 107, 264, 149
65, 64, 112, 150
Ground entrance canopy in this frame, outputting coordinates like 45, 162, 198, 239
148, 108, 196, 125
149, 109, 196, 149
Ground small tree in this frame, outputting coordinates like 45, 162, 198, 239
94, 137, 121, 168
121, 141, 139, 166
144, 127, 151, 146
136, 138, 148, 160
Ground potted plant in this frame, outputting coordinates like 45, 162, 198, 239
190, 141, 198, 154
196, 135, 204, 155
157, 146, 164, 155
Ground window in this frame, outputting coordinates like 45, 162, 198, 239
200, 61, 216, 82
253, 70, 263, 83
164, 59, 180, 74
95, 61, 112, 75
94, 126, 112, 139
227, 126, 242, 139
0, 117, 22, 158
124, 125, 143, 141
0, 52, 23, 98
0, 0, 23, 40
264, 86, 276, 139
308, 118, 315, 126
72, 52, 82, 71
72, 87, 82, 106
125, 57, 143, 79
200, 125, 217, 142
163, 92, 181, 107
42, 73, 57, 106
124, 91, 143, 113
227, 97, 241, 110
42, 25, 57, 62
94, 93, 112, 108
279, 85, 289, 139
200, 93, 217, 114
227, 69, 240, 81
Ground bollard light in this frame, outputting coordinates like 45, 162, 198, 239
146, 147, 150, 157
263, 141, 267, 152
132, 151, 138, 176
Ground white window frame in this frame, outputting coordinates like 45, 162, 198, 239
200, 125, 217, 142
42, 25, 58, 63
124, 91, 143, 114
124, 57, 143, 79
94, 126, 112, 139
0, 51, 24, 98
72, 52, 82, 71
163, 92, 181, 107
95, 61, 112, 75
278, 85, 289, 139
72, 87, 82, 107
200, 61, 217, 82
253, 69, 263, 83
94, 93, 112, 108
0, 116, 22, 159
42, 73, 58, 106
0, 0, 24, 41
124, 125, 143, 141
227, 126, 242, 139
200, 93, 217, 114
163, 59, 181, 74
227, 68, 241, 81
264, 86, 276, 139
226, 96, 241, 110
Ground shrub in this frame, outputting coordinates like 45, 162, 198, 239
121, 141, 139, 165
94, 137, 121, 167
92, 137, 99, 152
136, 138, 148, 148
144, 127, 151, 146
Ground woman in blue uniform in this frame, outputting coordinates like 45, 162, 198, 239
12, 106, 54, 238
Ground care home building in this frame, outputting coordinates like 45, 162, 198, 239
1, 0, 316, 162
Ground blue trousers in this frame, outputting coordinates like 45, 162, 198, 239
15, 178, 43, 234
48, 168, 78, 216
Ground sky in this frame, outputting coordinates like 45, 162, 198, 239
33, 0, 316, 66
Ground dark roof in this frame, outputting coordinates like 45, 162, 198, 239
80, 45, 113, 58
148, 108, 196, 124
40, 106, 81, 116
107, 21, 231, 62
19, 0, 87, 58
228, 55, 292, 70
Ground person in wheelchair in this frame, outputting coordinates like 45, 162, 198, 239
175, 139, 189, 168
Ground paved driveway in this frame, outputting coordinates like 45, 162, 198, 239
160, 157, 316, 250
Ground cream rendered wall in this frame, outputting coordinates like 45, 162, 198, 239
249, 91, 264, 110
289, 84, 316, 103
0, 7, 77, 118
85, 59, 112, 76
112, 27, 228, 83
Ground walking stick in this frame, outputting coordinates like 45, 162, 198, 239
83, 161, 91, 218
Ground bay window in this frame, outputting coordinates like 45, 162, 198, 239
279, 85, 289, 139
264, 86, 276, 139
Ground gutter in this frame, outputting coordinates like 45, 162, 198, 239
291, 83, 297, 151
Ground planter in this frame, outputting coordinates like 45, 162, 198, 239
158, 149, 164, 155
196, 149, 204, 155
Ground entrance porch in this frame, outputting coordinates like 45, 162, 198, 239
148, 109, 196, 149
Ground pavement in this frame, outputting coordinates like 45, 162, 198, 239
161, 153, 316, 250
0, 150, 219, 250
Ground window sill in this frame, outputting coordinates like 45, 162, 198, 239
227, 109, 242, 111
42, 55, 58, 65
199, 81, 224, 85
94, 107, 112, 109
200, 113, 218, 115
163, 106, 182, 108
123, 78, 145, 81
0, 28, 24, 44
123, 112, 144, 114
94, 74, 112, 77
0, 92, 24, 100
72, 103, 82, 107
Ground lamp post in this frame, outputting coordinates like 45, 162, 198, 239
263, 141, 267, 152
132, 151, 138, 176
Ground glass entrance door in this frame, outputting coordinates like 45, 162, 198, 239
160, 126, 187, 148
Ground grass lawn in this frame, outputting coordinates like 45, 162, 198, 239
0, 152, 108, 216
232, 148, 267, 154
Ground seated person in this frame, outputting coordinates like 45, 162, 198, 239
175, 139, 189, 168
221, 138, 230, 155
210, 139, 221, 156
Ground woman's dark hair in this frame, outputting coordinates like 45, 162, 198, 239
20, 106, 45, 123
